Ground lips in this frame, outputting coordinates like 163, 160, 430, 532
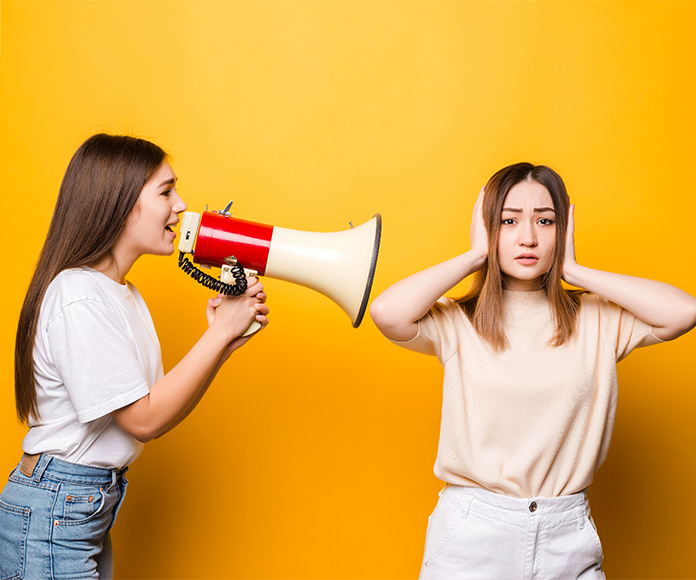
515, 254, 539, 265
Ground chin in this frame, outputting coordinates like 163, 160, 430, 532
151, 244, 175, 257
501, 272, 545, 291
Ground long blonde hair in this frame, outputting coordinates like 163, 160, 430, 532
457, 162, 583, 351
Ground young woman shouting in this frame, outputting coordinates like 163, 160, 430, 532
0, 134, 269, 578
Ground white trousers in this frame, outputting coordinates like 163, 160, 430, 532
419, 485, 606, 580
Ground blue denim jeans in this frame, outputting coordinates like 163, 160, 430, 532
0, 454, 128, 579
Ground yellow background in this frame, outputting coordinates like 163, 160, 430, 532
1, 1, 695, 578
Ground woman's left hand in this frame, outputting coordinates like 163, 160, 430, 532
562, 204, 578, 282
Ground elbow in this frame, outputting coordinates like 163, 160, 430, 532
111, 394, 165, 443
369, 298, 418, 342
369, 298, 387, 330
654, 299, 696, 341
675, 296, 696, 338
112, 410, 161, 443
127, 425, 159, 444
369, 298, 398, 335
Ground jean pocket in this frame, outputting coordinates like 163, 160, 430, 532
0, 499, 30, 580
422, 489, 465, 567
56, 486, 106, 525
583, 514, 604, 564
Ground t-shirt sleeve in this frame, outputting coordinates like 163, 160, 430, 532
594, 295, 664, 361
389, 297, 456, 361
45, 298, 151, 423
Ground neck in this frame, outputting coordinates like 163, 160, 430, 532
91, 252, 135, 285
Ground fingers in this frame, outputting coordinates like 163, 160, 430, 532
473, 187, 486, 220
245, 277, 264, 297
563, 204, 577, 270
208, 294, 223, 308
470, 186, 488, 258
255, 316, 269, 330
566, 204, 575, 239
205, 294, 224, 325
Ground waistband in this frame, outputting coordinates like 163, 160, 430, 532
444, 484, 589, 516
18, 453, 127, 487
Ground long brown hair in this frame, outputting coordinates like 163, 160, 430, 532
457, 162, 583, 351
15, 134, 167, 422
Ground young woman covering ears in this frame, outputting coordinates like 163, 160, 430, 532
0, 134, 269, 579
370, 163, 696, 579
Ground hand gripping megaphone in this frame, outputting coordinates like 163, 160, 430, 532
177, 201, 381, 335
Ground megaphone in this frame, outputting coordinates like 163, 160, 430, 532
177, 201, 381, 335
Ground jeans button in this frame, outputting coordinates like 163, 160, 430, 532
529, 501, 538, 513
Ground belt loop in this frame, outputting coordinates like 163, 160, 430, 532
107, 469, 117, 491
32, 454, 51, 483
109, 466, 126, 491
459, 494, 473, 519
576, 506, 586, 530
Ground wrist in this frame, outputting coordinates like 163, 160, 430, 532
204, 324, 240, 352
562, 261, 584, 287
465, 248, 488, 272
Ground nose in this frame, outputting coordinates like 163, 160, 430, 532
518, 220, 537, 247
172, 191, 187, 214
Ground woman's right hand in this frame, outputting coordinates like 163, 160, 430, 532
469, 187, 489, 268
205, 278, 268, 343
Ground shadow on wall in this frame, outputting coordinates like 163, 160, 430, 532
589, 341, 696, 580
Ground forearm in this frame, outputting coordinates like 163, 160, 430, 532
370, 249, 486, 340
564, 263, 696, 340
154, 353, 228, 438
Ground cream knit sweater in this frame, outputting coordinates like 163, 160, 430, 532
396, 290, 661, 498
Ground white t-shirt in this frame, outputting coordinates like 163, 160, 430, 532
394, 290, 662, 498
22, 268, 163, 469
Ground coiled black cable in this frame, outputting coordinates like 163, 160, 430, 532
178, 252, 248, 296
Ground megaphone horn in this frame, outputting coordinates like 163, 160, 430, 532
178, 202, 382, 330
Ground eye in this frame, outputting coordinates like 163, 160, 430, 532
160, 189, 171, 197
538, 218, 555, 226
501, 218, 516, 225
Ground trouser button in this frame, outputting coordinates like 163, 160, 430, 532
529, 501, 538, 513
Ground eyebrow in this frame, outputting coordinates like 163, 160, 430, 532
502, 207, 556, 213
157, 177, 177, 189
